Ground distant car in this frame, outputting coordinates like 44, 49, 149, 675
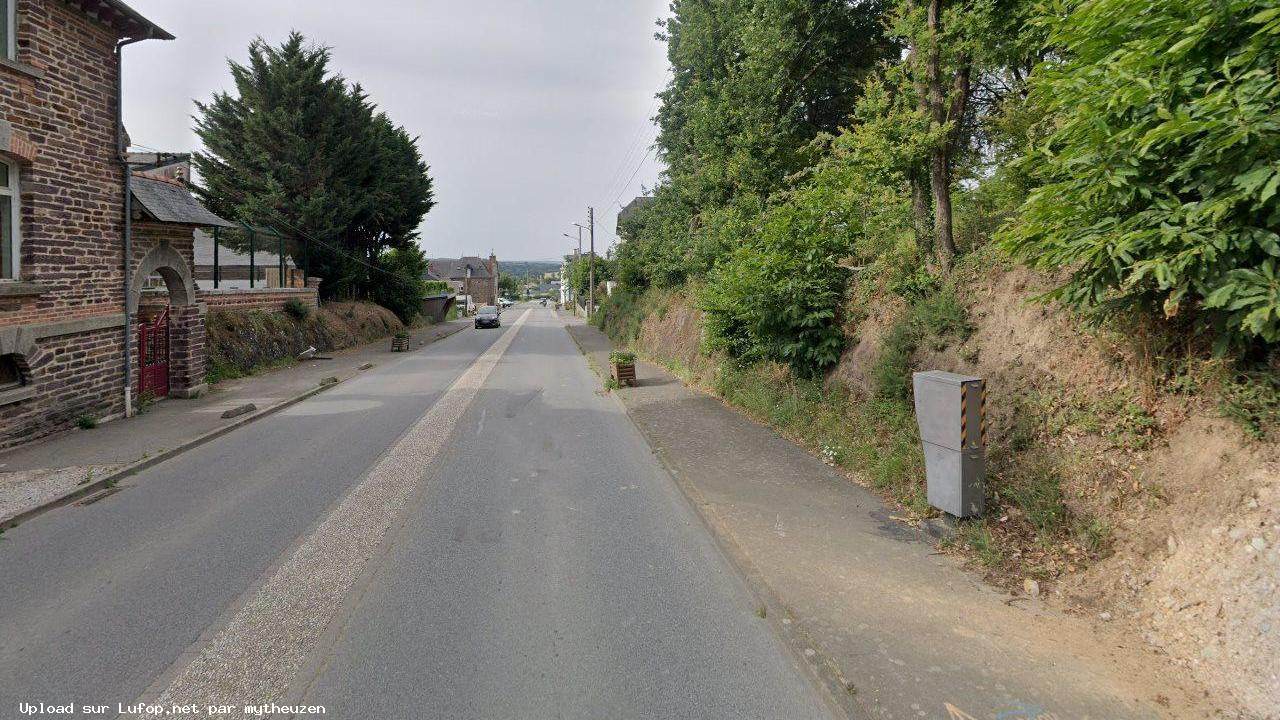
497, 297, 515, 308
475, 305, 501, 329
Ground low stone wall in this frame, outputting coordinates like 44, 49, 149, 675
198, 287, 319, 314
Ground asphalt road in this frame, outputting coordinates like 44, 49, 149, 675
0, 305, 831, 720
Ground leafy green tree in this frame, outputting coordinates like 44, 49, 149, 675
566, 255, 614, 301
497, 273, 521, 298
369, 244, 432, 323
700, 80, 925, 373
1000, 0, 1280, 351
615, 0, 897, 294
890, 0, 1035, 270
193, 33, 435, 301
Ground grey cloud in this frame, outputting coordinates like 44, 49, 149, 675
121, 0, 669, 259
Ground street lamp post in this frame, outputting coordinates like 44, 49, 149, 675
587, 207, 595, 320
562, 229, 583, 315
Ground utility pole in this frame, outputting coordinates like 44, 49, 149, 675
587, 207, 595, 319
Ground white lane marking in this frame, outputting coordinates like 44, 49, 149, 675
133, 310, 531, 719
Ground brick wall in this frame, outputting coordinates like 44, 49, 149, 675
0, 325, 125, 450
0, 0, 132, 446
464, 277, 495, 306
167, 304, 205, 399
1, 0, 127, 325
199, 288, 320, 314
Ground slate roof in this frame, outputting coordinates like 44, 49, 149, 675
192, 229, 295, 268
428, 257, 493, 280
131, 175, 234, 228
617, 196, 655, 231
66, 0, 174, 40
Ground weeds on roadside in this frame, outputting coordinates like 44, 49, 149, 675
961, 521, 1004, 567
871, 289, 973, 401
712, 360, 932, 517
76, 414, 97, 430
1076, 517, 1113, 555
135, 391, 157, 415
1220, 370, 1280, 439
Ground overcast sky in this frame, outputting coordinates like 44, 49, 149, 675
120, 0, 670, 261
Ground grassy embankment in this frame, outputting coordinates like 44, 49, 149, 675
205, 301, 407, 384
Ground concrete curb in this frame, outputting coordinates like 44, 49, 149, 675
0, 322, 469, 532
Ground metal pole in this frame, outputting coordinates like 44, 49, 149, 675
249, 228, 256, 289
275, 228, 285, 288
117, 36, 148, 419
123, 166, 134, 416
213, 226, 220, 289
572, 226, 582, 315
587, 206, 595, 319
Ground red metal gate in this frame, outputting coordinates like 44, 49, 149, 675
138, 306, 170, 398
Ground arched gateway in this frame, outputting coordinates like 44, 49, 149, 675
127, 174, 235, 401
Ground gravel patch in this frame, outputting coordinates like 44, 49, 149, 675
0, 465, 122, 520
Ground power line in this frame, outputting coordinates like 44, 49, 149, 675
599, 98, 660, 206
608, 146, 654, 213
775, 0, 844, 106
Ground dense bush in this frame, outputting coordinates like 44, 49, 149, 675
593, 288, 651, 343
699, 202, 852, 374
697, 81, 924, 375
369, 245, 433, 323
283, 298, 310, 320
1001, 0, 1280, 352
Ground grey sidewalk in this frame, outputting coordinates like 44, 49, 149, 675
566, 321, 1210, 720
0, 319, 469, 522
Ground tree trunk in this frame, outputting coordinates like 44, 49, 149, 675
904, 6, 934, 258
909, 166, 933, 255
929, 148, 954, 270
925, 0, 956, 271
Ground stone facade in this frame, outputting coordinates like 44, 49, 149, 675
0, 0, 174, 450
166, 304, 205, 400
127, 221, 207, 403
430, 254, 498, 307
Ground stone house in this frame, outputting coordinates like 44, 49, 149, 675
0, 0, 223, 449
428, 254, 498, 306
616, 195, 654, 240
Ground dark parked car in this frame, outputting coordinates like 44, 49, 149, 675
475, 305, 501, 329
